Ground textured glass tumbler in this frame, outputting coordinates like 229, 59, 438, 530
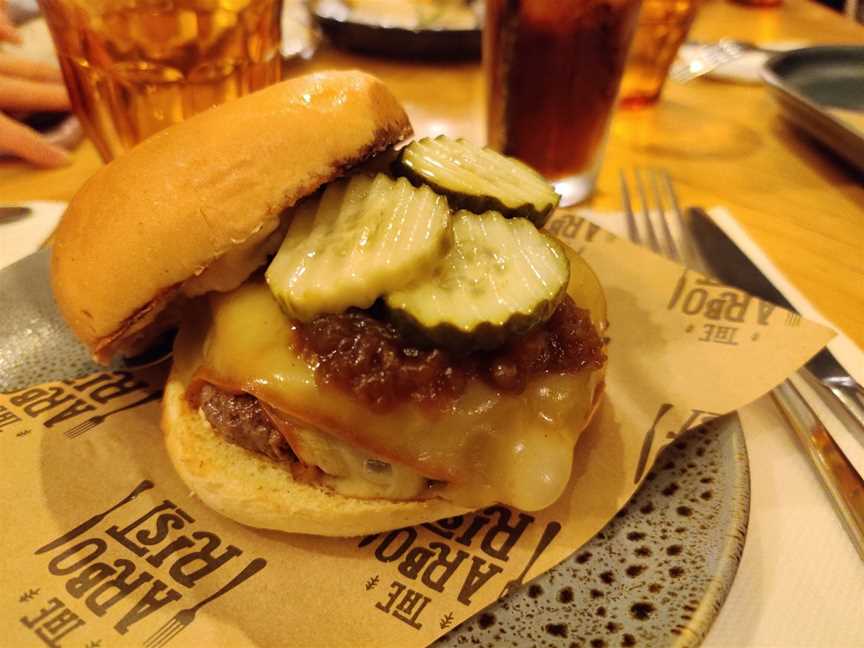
39, 0, 284, 161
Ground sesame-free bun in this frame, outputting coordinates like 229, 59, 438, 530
51, 71, 412, 364
161, 365, 472, 537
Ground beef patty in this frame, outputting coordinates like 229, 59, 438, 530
196, 384, 294, 463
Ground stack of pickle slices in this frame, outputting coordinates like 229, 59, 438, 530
265, 135, 574, 352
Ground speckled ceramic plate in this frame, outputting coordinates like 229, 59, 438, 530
0, 251, 750, 648
439, 415, 750, 648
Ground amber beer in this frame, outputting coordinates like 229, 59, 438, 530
484, 0, 642, 205
38, 0, 283, 161
619, 0, 700, 107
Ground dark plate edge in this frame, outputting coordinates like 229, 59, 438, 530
314, 13, 481, 37
312, 0, 481, 36
761, 48, 864, 172
314, 14, 480, 60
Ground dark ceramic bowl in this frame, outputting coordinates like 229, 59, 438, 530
312, 0, 481, 60
762, 46, 864, 174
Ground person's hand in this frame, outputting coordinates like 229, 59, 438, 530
0, 53, 73, 167
0, 2, 74, 167
0, 0, 21, 44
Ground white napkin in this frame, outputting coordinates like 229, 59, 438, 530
705, 377, 864, 648
578, 206, 864, 648
702, 211, 864, 648
0, 200, 65, 270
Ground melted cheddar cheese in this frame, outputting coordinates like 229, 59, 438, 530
179, 281, 604, 511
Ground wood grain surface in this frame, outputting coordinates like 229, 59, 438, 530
1, 0, 861, 345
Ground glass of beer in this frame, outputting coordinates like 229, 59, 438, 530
484, 0, 643, 206
38, 0, 284, 161
618, 0, 701, 108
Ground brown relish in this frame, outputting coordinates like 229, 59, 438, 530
295, 295, 605, 412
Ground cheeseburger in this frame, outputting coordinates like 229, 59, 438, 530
51, 71, 607, 537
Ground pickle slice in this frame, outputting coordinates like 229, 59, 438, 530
394, 136, 560, 227
386, 210, 569, 350
266, 174, 451, 321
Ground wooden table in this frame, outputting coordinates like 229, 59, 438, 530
1, 0, 862, 346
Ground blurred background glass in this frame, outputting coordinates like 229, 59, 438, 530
619, 0, 701, 108
37, 0, 284, 161
484, 0, 643, 206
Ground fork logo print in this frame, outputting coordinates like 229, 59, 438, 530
27, 480, 267, 647
3, 371, 154, 433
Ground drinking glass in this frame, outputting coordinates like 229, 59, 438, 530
38, 0, 284, 161
618, 0, 701, 108
484, 0, 643, 205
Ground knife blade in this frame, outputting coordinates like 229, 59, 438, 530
686, 207, 864, 432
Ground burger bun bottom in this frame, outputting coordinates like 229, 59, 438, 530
161, 371, 475, 536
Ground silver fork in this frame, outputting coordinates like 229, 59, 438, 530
670, 38, 746, 83
142, 558, 267, 648
620, 167, 864, 561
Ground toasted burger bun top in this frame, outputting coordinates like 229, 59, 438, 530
52, 71, 412, 364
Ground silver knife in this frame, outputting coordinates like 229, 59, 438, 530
687, 207, 864, 434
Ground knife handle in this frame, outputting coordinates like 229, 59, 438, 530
798, 368, 864, 441
826, 384, 864, 438
772, 379, 864, 561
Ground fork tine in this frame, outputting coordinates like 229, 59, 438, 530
143, 619, 180, 648
659, 169, 706, 273
649, 169, 682, 262
634, 168, 662, 255
619, 170, 641, 245
670, 39, 745, 83
65, 420, 96, 438
149, 622, 185, 648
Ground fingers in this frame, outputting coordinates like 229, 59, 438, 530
41, 114, 83, 150
0, 111, 71, 167
0, 3, 74, 168
0, 23, 20, 44
0, 76, 70, 111
0, 54, 64, 82
0, 1, 20, 44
